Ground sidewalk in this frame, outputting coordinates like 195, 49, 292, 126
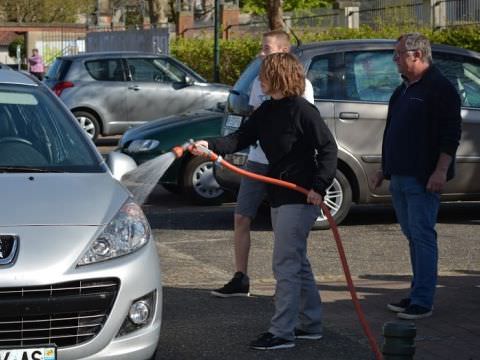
151, 199, 480, 359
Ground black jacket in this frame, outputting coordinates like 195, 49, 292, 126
382, 65, 462, 183
209, 96, 338, 207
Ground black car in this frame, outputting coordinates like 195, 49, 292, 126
117, 105, 228, 205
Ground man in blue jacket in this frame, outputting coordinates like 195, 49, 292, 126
372, 33, 462, 320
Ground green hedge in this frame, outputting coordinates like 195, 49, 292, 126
171, 37, 261, 85
170, 25, 480, 85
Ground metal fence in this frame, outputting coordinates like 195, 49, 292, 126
354, 1, 427, 29
358, 0, 480, 29
441, 0, 480, 27
86, 27, 169, 54
182, 0, 480, 38
40, 29, 86, 65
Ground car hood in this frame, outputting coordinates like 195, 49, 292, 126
0, 173, 129, 226
119, 109, 223, 145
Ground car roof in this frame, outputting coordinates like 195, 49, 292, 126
296, 38, 480, 58
0, 69, 38, 86
298, 38, 395, 51
57, 51, 169, 61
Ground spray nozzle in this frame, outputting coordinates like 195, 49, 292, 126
171, 139, 195, 158
171, 139, 218, 161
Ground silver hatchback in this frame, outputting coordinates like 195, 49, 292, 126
45, 52, 230, 140
0, 69, 161, 359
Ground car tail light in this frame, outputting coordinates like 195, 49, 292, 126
53, 81, 74, 96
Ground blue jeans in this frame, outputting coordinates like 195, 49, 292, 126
389, 175, 440, 310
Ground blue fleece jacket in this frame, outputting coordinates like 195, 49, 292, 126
382, 65, 462, 184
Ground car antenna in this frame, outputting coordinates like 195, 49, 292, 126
283, 20, 302, 48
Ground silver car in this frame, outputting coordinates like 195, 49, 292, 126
0, 69, 161, 359
45, 52, 230, 140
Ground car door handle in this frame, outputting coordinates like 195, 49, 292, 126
339, 112, 360, 120
128, 85, 140, 91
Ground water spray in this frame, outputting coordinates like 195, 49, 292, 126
171, 140, 383, 360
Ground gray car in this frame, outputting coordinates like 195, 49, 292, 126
45, 52, 230, 140
0, 69, 161, 359
216, 39, 480, 229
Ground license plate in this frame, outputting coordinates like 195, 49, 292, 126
0, 346, 56, 360
225, 115, 243, 128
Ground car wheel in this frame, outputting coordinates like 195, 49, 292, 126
183, 156, 225, 205
73, 110, 100, 141
312, 170, 352, 230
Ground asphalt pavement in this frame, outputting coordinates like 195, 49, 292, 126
143, 186, 480, 360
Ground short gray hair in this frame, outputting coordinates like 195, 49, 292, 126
397, 33, 432, 64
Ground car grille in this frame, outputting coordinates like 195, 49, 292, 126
0, 278, 119, 348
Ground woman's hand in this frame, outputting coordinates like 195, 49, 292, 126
307, 189, 323, 206
190, 140, 209, 156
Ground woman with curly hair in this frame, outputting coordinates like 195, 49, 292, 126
192, 52, 337, 350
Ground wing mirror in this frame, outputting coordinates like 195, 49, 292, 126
227, 90, 252, 116
106, 151, 137, 181
216, 102, 226, 112
183, 75, 195, 86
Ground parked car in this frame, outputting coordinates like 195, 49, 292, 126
117, 105, 228, 205
45, 52, 230, 140
215, 39, 480, 229
0, 69, 161, 359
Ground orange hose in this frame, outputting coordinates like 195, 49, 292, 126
188, 147, 383, 360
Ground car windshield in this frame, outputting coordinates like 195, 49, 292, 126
0, 84, 103, 172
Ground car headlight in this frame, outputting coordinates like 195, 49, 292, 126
126, 139, 160, 154
78, 200, 151, 266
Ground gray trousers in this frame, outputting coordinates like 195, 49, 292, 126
269, 204, 323, 341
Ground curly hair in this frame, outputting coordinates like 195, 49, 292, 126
259, 53, 305, 98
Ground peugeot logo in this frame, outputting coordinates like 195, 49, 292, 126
0, 235, 18, 265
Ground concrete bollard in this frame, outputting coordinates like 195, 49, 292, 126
382, 321, 416, 359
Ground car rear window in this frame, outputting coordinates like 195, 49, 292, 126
45, 59, 72, 81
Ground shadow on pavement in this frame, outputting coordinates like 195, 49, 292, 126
156, 287, 370, 360
317, 273, 480, 360
156, 272, 480, 359
95, 136, 120, 147
340, 202, 480, 227
145, 201, 480, 231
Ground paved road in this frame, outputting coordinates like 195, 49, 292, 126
142, 186, 480, 360
98, 140, 480, 359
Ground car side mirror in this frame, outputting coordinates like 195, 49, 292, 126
227, 90, 252, 116
106, 151, 137, 181
216, 102, 226, 112
183, 75, 195, 86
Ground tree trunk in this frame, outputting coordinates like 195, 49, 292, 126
147, 0, 168, 25
266, 0, 284, 30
